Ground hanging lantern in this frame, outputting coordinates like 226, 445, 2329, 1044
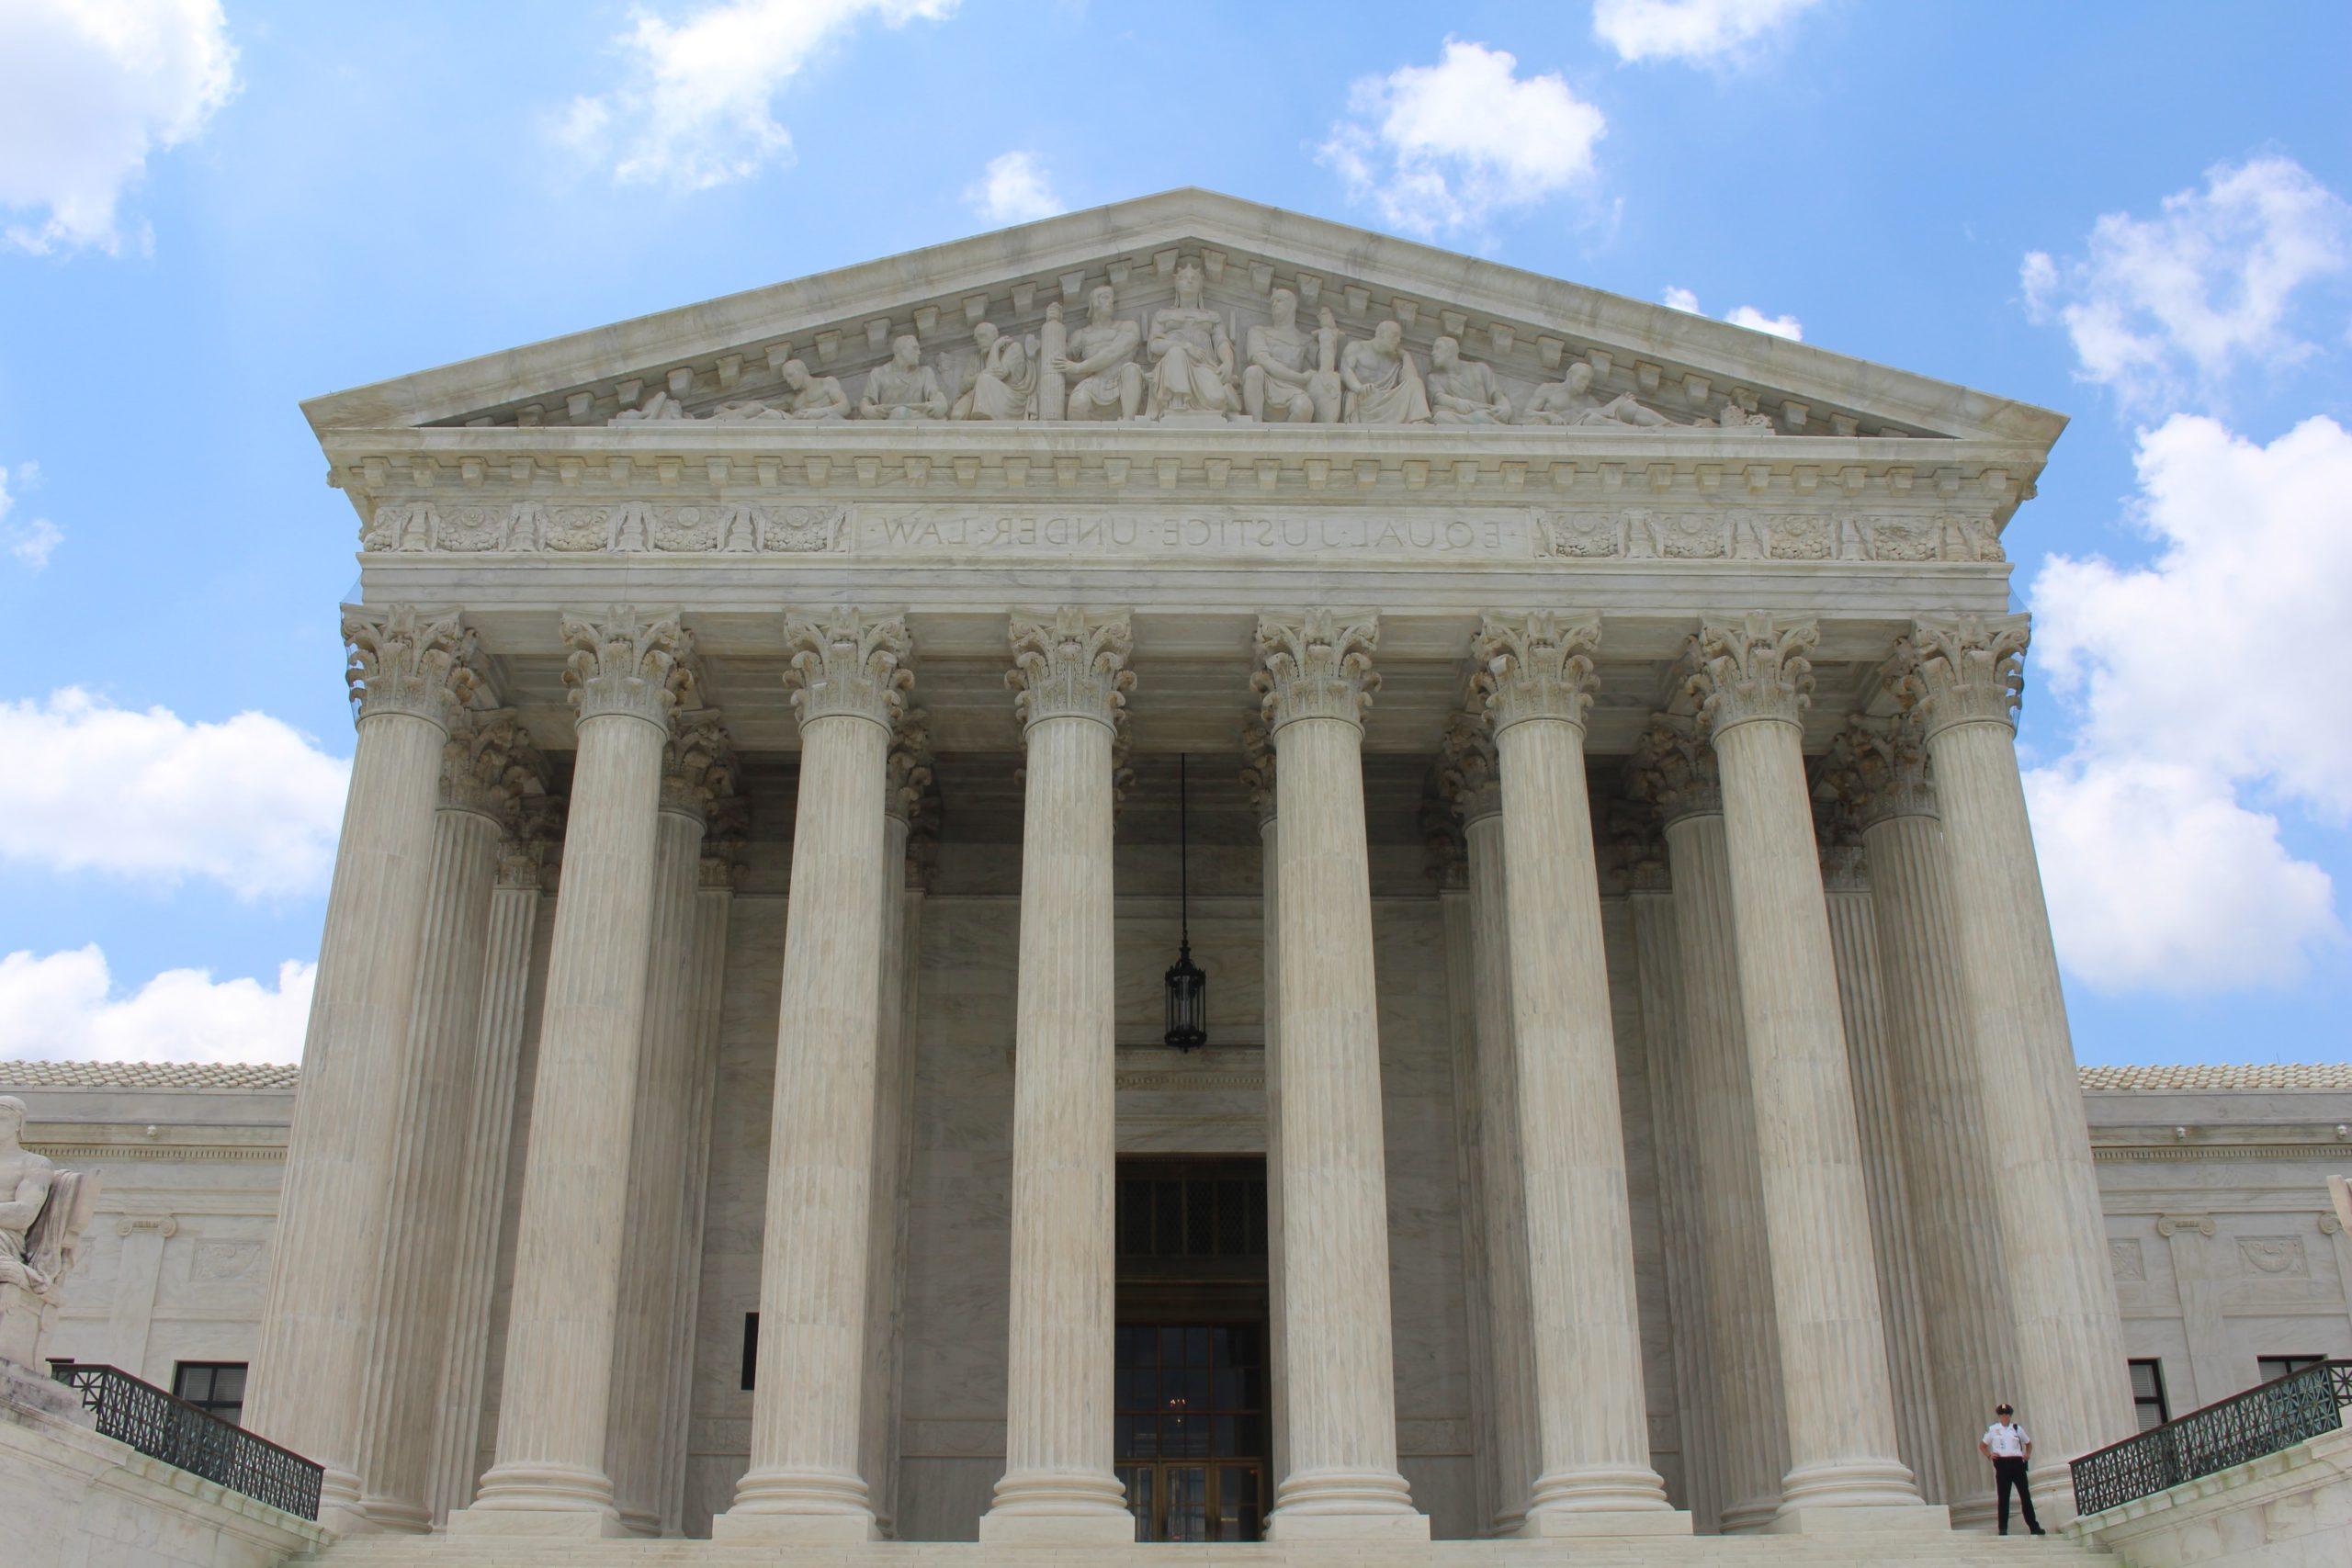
1163, 752, 1208, 1052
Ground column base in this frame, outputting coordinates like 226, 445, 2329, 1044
447, 1461, 627, 1539
1766, 1501, 1951, 1535
350, 1496, 432, 1535
1518, 1506, 1693, 1538
711, 1510, 883, 1543
445, 1504, 630, 1539
1265, 1510, 1432, 1542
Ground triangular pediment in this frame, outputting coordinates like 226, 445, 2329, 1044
302, 189, 2061, 449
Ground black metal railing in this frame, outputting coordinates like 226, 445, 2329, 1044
2072, 1359, 2352, 1517
52, 1364, 322, 1520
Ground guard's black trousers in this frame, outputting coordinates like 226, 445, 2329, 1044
1995, 1455, 2041, 1534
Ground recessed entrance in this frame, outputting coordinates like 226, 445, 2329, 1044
1114, 1156, 1270, 1542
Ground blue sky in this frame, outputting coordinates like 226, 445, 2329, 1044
0, 0, 2346, 1066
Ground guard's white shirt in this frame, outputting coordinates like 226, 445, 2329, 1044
1984, 1421, 2030, 1459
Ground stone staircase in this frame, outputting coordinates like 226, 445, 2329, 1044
297, 1534, 2124, 1568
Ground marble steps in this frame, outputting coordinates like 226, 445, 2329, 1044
297, 1536, 2124, 1568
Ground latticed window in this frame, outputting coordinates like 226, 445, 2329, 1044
2129, 1359, 2169, 1430
1116, 1164, 1268, 1261
172, 1361, 248, 1427
2256, 1354, 2325, 1385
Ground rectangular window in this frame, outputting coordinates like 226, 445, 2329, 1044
741, 1312, 758, 1392
173, 1361, 249, 1427
2128, 1359, 2169, 1431
2256, 1355, 2326, 1384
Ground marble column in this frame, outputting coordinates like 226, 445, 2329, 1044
1430, 818, 1499, 1537
860, 719, 932, 1539
1689, 614, 1932, 1532
428, 814, 556, 1522
1629, 724, 1786, 1533
356, 709, 544, 1531
1895, 614, 2136, 1512
245, 605, 479, 1520
980, 608, 1136, 1544
607, 709, 732, 1536
1815, 817, 1945, 1508
1829, 715, 2017, 1529
718, 611, 912, 1541
1254, 611, 1428, 1541
1474, 613, 1682, 1535
1242, 721, 1291, 1502
453, 608, 691, 1537
1620, 829, 1723, 1531
1437, 714, 1537, 1535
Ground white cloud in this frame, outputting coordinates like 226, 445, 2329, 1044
1318, 39, 1605, 239
554, 0, 959, 190
1661, 286, 1803, 341
0, 461, 62, 570
2023, 413, 2352, 991
0, 0, 238, 254
965, 151, 1064, 226
0, 689, 350, 901
2021, 155, 2351, 412
0, 946, 312, 1065
1593, 0, 1823, 64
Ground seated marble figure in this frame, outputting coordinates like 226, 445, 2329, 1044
1426, 335, 1511, 425
859, 334, 948, 421
1339, 321, 1430, 424
1145, 259, 1241, 420
952, 321, 1035, 421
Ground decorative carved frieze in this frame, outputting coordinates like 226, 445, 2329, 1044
561, 607, 695, 727
1252, 611, 1379, 732
1624, 718, 1722, 823
1470, 611, 1601, 734
1889, 613, 2030, 739
1006, 608, 1135, 733
342, 604, 479, 728
783, 609, 915, 729
440, 707, 548, 825
1687, 613, 1818, 732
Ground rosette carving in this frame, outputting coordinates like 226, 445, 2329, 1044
343, 604, 479, 728
1252, 610, 1379, 732
1470, 611, 1602, 733
785, 609, 915, 728
560, 607, 694, 727
1006, 608, 1136, 732
1687, 612, 1818, 732
1623, 717, 1722, 823
1890, 613, 2030, 738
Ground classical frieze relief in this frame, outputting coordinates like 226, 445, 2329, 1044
358, 496, 2006, 568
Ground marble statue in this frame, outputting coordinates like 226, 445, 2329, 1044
1145, 258, 1240, 421
1426, 336, 1511, 425
709, 400, 788, 423
0, 1095, 96, 1371
1242, 288, 1339, 423
739, 359, 852, 422
1519, 362, 1671, 428
611, 389, 689, 424
1340, 320, 1430, 424
1701, 399, 1777, 433
1051, 284, 1144, 421
951, 321, 1035, 422
859, 334, 949, 421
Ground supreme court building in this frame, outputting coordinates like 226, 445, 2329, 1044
200, 190, 2222, 1555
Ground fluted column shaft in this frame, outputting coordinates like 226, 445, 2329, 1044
1256, 611, 1425, 1541
1463, 804, 1537, 1531
1433, 873, 1498, 1534
860, 775, 923, 1538
719, 612, 910, 1540
247, 607, 475, 1520
428, 850, 548, 1521
1693, 615, 1927, 1529
981, 607, 1133, 1543
1475, 613, 1678, 1533
1860, 805, 2015, 1527
1243, 731, 1291, 1502
355, 790, 506, 1530
455, 609, 688, 1536
1820, 864, 1945, 1506
1901, 617, 2134, 1512
607, 796, 710, 1534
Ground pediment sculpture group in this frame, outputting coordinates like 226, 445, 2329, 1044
614, 260, 1776, 434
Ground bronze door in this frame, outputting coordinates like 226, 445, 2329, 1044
1113, 1322, 1267, 1541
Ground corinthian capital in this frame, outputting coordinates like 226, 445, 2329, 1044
1253, 610, 1379, 732
888, 709, 934, 823
1471, 611, 1601, 733
1891, 613, 2030, 739
497, 795, 564, 891
661, 708, 737, 824
1624, 718, 1722, 823
1437, 706, 1501, 823
1688, 613, 1818, 733
561, 607, 694, 727
785, 609, 914, 728
1007, 608, 1135, 732
1420, 770, 1467, 890
1238, 716, 1277, 825
343, 604, 479, 728
1821, 715, 1936, 828
441, 708, 548, 824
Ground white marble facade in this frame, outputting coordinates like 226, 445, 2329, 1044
17, 192, 2348, 1554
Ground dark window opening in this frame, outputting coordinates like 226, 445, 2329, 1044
173, 1361, 249, 1427
741, 1312, 758, 1391
2128, 1358, 2169, 1431
2256, 1354, 2326, 1385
